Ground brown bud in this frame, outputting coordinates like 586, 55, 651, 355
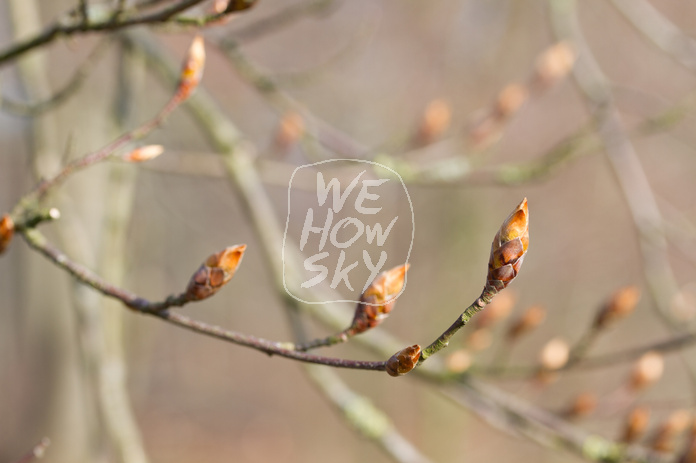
350, 264, 409, 334
476, 289, 515, 329
487, 198, 529, 292
416, 99, 451, 144
122, 145, 164, 163
629, 351, 664, 391
177, 35, 205, 101
506, 305, 546, 341
621, 407, 651, 443
0, 214, 14, 254
275, 112, 305, 149
651, 409, 691, 452
386, 344, 421, 377
185, 245, 246, 301
445, 349, 472, 374
539, 337, 569, 371
593, 286, 641, 329
534, 41, 576, 87
564, 392, 598, 419
495, 84, 528, 119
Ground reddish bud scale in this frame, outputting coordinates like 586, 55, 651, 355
350, 264, 409, 334
386, 344, 421, 377
487, 198, 529, 291
185, 245, 246, 301
177, 36, 206, 101
0, 214, 14, 254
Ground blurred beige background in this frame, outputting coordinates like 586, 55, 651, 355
1, 1, 696, 462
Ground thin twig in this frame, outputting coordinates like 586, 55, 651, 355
0, 38, 113, 116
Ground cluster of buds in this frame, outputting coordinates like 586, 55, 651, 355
185, 245, 246, 301
349, 264, 409, 335
620, 407, 651, 443
0, 214, 14, 254
385, 344, 421, 377
177, 35, 206, 101
486, 198, 529, 293
593, 285, 641, 329
121, 145, 164, 163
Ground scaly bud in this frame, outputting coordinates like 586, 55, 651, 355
540, 337, 569, 371
185, 245, 246, 301
534, 41, 576, 87
506, 304, 546, 341
593, 285, 641, 329
0, 214, 14, 254
629, 351, 664, 391
177, 35, 206, 101
487, 198, 529, 292
350, 264, 409, 334
386, 344, 421, 377
122, 145, 164, 163
621, 407, 651, 443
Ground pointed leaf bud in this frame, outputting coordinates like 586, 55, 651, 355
593, 285, 641, 329
185, 245, 246, 301
506, 304, 546, 341
487, 198, 529, 292
350, 264, 409, 335
386, 344, 421, 377
177, 35, 206, 101
629, 351, 664, 391
0, 214, 15, 254
122, 145, 164, 163
621, 407, 651, 443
